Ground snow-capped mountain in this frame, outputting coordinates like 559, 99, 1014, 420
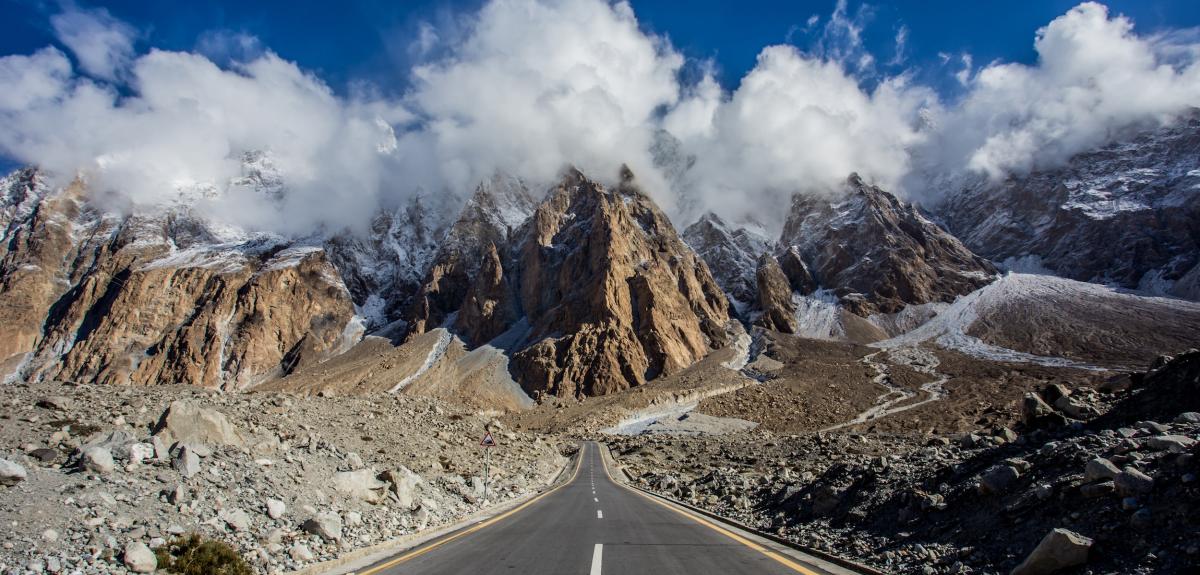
936, 112, 1200, 300
682, 212, 773, 316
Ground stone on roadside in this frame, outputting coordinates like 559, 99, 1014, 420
266, 499, 286, 520
333, 469, 388, 504
381, 466, 422, 509
290, 543, 314, 562
1083, 457, 1121, 482
1011, 528, 1093, 575
153, 400, 244, 447
0, 458, 27, 486
302, 512, 343, 542
79, 446, 115, 474
1114, 467, 1154, 496
978, 465, 1020, 495
1144, 435, 1196, 453
122, 541, 157, 573
172, 445, 200, 478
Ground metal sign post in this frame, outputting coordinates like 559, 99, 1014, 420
480, 431, 497, 504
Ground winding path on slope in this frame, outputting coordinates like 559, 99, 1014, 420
820, 348, 948, 433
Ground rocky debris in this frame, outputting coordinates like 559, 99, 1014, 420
1010, 528, 1093, 575
122, 541, 157, 573
755, 253, 798, 333
778, 174, 996, 316
35, 396, 72, 411
0, 458, 26, 485
608, 353, 1200, 575
333, 469, 389, 504
0, 381, 568, 574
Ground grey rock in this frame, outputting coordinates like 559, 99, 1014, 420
122, 541, 156, 573
978, 465, 1020, 495
266, 498, 286, 520
1083, 457, 1121, 482
1131, 508, 1153, 529
290, 543, 314, 562
36, 396, 73, 411
1114, 467, 1154, 496
1144, 435, 1196, 453
1011, 528, 1093, 575
0, 458, 27, 486
172, 445, 200, 478
1175, 412, 1200, 424
381, 466, 422, 509
333, 468, 388, 504
302, 512, 343, 542
79, 446, 115, 474
222, 508, 251, 532
153, 400, 244, 447
1079, 481, 1114, 498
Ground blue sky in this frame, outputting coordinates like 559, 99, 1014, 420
4, 0, 1198, 99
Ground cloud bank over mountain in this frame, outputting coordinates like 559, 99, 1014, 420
1, 0, 1199, 234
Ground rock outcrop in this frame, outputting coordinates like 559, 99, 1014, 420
508, 168, 731, 398
754, 253, 797, 334
407, 173, 535, 338
779, 174, 997, 315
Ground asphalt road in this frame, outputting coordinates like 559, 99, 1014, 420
354, 442, 859, 575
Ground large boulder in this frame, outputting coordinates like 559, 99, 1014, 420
333, 469, 389, 504
1011, 528, 1093, 575
122, 541, 157, 573
381, 466, 423, 509
79, 446, 115, 474
302, 512, 343, 542
153, 401, 244, 447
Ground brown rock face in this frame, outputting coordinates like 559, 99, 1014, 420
755, 253, 797, 334
780, 174, 997, 315
0, 170, 357, 389
408, 174, 535, 337
777, 246, 817, 295
454, 242, 519, 345
507, 168, 730, 398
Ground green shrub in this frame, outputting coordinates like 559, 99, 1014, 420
154, 534, 252, 575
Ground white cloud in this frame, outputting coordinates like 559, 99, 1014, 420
50, 4, 136, 81
666, 45, 935, 227
923, 2, 1200, 183
4, 0, 1200, 237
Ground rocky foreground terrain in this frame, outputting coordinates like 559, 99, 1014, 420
608, 351, 1200, 574
0, 382, 569, 574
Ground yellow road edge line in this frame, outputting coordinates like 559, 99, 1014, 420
358, 444, 586, 575
598, 442, 821, 575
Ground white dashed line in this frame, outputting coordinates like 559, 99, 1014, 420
597, 510, 603, 519
590, 543, 603, 575
594, 497, 598, 502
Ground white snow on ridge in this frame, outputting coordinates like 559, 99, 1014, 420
388, 328, 453, 394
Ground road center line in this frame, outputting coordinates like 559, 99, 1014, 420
597, 509, 603, 519
590, 543, 603, 575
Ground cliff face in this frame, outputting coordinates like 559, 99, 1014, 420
507, 168, 731, 399
779, 175, 997, 316
403, 168, 731, 399
0, 170, 358, 390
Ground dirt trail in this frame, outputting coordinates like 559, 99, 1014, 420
820, 347, 948, 432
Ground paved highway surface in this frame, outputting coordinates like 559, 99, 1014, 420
354, 442, 859, 575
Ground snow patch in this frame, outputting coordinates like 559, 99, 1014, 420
792, 289, 843, 340
388, 329, 453, 394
